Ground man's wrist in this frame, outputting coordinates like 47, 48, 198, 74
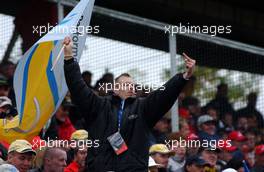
183, 72, 190, 80
65, 55, 73, 60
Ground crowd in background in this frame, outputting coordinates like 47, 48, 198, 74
0, 61, 264, 172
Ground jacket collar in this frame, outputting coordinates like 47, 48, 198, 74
111, 94, 136, 106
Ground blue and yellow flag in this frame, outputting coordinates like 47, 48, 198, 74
0, 0, 95, 143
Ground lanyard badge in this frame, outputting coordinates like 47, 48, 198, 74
107, 131, 128, 155
107, 100, 128, 155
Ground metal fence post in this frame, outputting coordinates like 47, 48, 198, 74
57, 0, 64, 22
169, 33, 179, 132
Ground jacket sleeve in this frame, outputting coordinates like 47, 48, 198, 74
64, 58, 105, 122
141, 73, 188, 128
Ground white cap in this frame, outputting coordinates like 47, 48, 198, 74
0, 96, 12, 108
222, 168, 237, 172
197, 115, 214, 126
148, 156, 161, 167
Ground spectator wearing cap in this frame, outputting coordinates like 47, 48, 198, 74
184, 156, 209, 172
167, 144, 186, 172
149, 144, 175, 172
7, 139, 36, 172
251, 144, 264, 172
0, 96, 12, 113
199, 146, 221, 172
69, 129, 89, 151
66, 130, 89, 165
148, 156, 161, 172
228, 131, 247, 159
43, 98, 76, 141
197, 115, 220, 142
0, 76, 10, 97
0, 96, 17, 120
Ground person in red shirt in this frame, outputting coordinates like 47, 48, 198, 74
43, 99, 76, 141
65, 146, 88, 172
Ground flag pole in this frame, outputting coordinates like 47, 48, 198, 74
51, 44, 65, 71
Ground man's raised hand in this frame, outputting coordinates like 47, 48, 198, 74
63, 36, 73, 58
182, 52, 196, 79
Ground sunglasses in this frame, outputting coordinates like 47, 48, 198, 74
204, 121, 216, 126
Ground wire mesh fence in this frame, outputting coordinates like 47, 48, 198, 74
0, 14, 23, 63
176, 33, 264, 113
0, 2, 264, 129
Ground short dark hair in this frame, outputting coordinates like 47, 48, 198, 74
43, 147, 65, 160
81, 71, 92, 77
115, 73, 131, 82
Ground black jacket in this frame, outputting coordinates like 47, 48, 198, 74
64, 59, 188, 172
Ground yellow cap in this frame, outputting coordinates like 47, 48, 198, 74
71, 130, 89, 140
149, 144, 175, 156
8, 139, 36, 155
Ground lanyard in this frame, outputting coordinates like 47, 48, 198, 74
117, 99, 125, 131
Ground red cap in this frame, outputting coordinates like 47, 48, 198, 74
228, 131, 247, 142
219, 140, 237, 152
255, 144, 264, 155
187, 133, 199, 140
179, 108, 191, 119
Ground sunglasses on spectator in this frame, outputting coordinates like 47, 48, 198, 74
204, 121, 216, 126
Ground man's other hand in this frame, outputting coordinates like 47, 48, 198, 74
182, 52, 196, 80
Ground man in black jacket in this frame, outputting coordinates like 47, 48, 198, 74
63, 37, 195, 172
